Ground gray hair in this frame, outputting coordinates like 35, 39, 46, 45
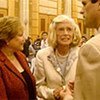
48, 15, 81, 48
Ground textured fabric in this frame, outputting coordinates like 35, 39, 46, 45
34, 46, 79, 100
0, 50, 37, 100
74, 32, 100, 100
21, 70, 36, 100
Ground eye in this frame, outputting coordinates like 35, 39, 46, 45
59, 28, 64, 31
91, 0, 98, 3
66, 27, 72, 32
82, 1, 86, 6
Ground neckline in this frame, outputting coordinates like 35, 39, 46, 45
55, 49, 70, 75
55, 49, 69, 59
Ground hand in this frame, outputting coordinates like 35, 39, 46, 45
68, 81, 74, 94
53, 87, 63, 100
59, 89, 66, 100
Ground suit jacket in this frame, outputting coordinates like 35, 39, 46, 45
34, 46, 79, 100
0, 50, 37, 100
74, 33, 100, 100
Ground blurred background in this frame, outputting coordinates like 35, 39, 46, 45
0, 0, 95, 41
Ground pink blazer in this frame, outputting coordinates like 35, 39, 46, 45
0, 50, 37, 100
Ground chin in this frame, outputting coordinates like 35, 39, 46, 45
20, 47, 24, 51
85, 21, 95, 28
61, 43, 70, 46
17, 47, 24, 51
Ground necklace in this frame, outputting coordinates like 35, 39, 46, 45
55, 50, 69, 76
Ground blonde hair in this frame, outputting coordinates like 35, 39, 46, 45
48, 15, 81, 48
0, 16, 23, 48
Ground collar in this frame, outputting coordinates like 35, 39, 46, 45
94, 27, 100, 35
98, 27, 100, 33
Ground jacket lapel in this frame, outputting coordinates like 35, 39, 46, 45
15, 51, 34, 82
0, 51, 26, 85
47, 50, 63, 77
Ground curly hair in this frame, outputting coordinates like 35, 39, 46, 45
48, 15, 81, 48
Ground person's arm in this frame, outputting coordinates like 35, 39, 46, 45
34, 52, 55, 99
29, 44, 36, 56
0, 67, 8, 100
74, 44, 100, 100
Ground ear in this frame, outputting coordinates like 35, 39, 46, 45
98, 2, 100, 11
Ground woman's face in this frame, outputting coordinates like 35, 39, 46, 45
56, 21, 74, 46
7, 29, 25, 51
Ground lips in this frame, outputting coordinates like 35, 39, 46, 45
61, 38, 70, 41
61, 36, 70, 40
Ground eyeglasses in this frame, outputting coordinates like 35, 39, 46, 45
91, 0, 98, 3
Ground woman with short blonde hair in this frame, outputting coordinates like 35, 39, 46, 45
34, 15, 81, 100
48, 15, 81, 48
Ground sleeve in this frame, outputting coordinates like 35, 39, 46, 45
34, 52, 55, 99
63, 95, 73, 100
0, 66, 8, 100
74, 44, 100, 100
29, 44, 36, 56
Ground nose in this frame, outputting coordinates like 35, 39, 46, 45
64, 29, 69, 35
80, 7, 84, 14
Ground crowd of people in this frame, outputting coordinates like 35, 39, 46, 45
0, 0, 100, 99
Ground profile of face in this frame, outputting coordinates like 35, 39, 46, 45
56, 21, 74, 46
7, 28, 25, 51
81, 0, 99, 28
0, 17, 26, 51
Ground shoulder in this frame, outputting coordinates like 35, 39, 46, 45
15, 51, 26, 59
86, 34, 100, 47
80, 34, 99, 48
79, 35, 100, 62
70, 47, 79, 56
36, 47, 53, 58
68, 47, 79, 62
80, 34, 100, 53
0, 57, 5, 74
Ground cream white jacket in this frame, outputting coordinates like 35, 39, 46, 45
74, 31, 100, 100
34, 46, 79, 100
